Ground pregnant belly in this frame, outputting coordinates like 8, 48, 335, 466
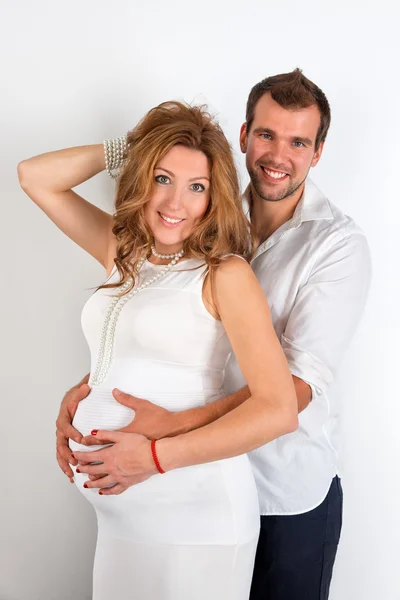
72, 387, 135, 439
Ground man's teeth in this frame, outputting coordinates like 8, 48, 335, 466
160, 213, 184, 224
262, 167, 287, 180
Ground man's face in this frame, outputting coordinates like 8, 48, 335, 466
240, 92, 324, 203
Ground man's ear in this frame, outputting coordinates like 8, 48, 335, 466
311, 140, 324, 168
239, 123, 248, 154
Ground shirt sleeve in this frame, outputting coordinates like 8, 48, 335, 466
281, 232, 372, 393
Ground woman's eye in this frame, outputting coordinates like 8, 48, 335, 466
190, 183, 205, 192
155, 175, 170, 184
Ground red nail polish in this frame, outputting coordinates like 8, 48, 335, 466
99, 491, 103, 495
76, 468, 81, 473
83, 483, 88, 488
91, 430, 98, 436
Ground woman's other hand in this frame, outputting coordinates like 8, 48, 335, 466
73, 430, 158, 495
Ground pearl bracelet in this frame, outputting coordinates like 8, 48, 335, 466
103, 135, 128, 179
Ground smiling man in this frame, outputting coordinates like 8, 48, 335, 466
56, 69, 371, 600
223, 71, 371, 599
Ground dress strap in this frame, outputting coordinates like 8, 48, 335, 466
221, 253, 249, 263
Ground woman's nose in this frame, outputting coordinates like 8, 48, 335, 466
165, 187, 184, 211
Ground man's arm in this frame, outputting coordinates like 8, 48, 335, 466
170, 375, 311, 432
281, 231, 372, 400
99, 374, 309, 446
172, 374, 311, 432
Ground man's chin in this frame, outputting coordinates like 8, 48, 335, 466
255, 183, 291, 203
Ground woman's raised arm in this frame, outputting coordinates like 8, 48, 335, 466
17, 144, 115, 270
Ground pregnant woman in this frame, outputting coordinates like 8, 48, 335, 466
18, 101, 297, 600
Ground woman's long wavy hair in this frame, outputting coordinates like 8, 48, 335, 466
101, 101, 257, 294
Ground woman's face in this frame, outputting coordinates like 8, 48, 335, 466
144, 145, 211, 255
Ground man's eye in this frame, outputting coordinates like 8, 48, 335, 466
191, 183, 205, 192
155, 175, 170, 184
261, 134, 272, 140
293, 141, 304, 147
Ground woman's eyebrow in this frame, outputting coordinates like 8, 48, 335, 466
155, 167, 210, 182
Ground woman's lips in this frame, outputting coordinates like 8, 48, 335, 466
158, 212, 185, 227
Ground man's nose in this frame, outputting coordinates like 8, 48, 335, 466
268, 139, 288, 166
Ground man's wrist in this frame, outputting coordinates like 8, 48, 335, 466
165, 405, 212, 437
165, 410, 193, 437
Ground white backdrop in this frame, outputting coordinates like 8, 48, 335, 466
1, 1, 399, 599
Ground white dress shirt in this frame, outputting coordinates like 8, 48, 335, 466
223, 178, 372, 515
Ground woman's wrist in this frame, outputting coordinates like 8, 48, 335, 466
103, 135, 128, 179
154, 435, 187, 473
150, 439, 165, 474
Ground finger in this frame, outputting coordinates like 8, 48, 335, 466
75, 383, 91, 401
57, 436, 78, 466
88, 473, 108, 481
88, 429, 122, 444
99, 475, 150, 494
73, 446, 110, 464
74, 456, 97, 467
63, 423, 83, 444
81, 434, 113, 446
98, 483, 126, 496
84, 475, 117, 489
56, 418, 83, 444
66, 388, 90, 421
112, 389, 140, 408
56, 451, 74, 482
77, 463, 106, 476
56, 443, 78, 467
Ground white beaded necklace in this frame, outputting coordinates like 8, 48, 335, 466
89, 246, 184, 387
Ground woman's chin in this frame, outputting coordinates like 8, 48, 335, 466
152, 233, 187, 253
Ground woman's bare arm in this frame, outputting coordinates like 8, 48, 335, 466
17, 144, 115, 270
156, 256, 298, 469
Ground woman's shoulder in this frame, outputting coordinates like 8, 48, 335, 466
211, 255, 256, 297
216, 254, 252, 275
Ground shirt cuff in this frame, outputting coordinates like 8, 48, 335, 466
281, 334, 333, 394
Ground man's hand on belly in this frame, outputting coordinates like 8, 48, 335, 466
56, 382, 90, 482
81, 389, 177, 446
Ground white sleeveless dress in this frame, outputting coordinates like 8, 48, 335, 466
70, 258, 260, 600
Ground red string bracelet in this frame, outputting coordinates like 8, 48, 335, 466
151, 439, 165, 474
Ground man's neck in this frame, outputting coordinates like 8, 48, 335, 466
250, 183, 305, 243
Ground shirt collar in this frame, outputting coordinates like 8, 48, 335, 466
243, 177, 334, 259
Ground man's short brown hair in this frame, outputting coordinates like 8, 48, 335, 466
246, 68, 331, 149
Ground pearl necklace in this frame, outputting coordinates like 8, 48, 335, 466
89, 248, 184, 387
151, 244, 184, 260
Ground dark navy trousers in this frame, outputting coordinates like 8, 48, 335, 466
250, 476, 343, 600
